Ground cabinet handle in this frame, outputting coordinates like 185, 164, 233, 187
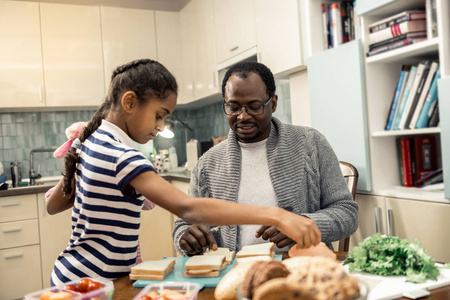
2, 226, 22, 233
229, 46, 239, 52
39, 85, 43, 102
387, 209, 394, 236
1, 202, 20, 207
374, 207, 382, 233
4, 253, 23, 259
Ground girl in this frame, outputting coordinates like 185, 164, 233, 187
48, 58, 321, 286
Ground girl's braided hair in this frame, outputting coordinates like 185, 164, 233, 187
62, 59, 178, 196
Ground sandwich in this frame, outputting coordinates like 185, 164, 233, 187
184, 254, 227, 278
203, 247, 235, 264
236, 242, 275, 258
129, 259, 176, 281
235, 255, 273, 265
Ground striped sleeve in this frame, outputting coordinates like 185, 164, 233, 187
116, 150, 156, 192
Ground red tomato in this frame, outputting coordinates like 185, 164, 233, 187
138, 296, 152, 300
63, 285, 78, 292
77, 278, 93, 293
86, 281, 103, 292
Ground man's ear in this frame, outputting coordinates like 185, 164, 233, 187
121, 91, 138, 112
271, 94, 278, 112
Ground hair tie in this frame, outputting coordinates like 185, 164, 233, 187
72, 138, 82, 149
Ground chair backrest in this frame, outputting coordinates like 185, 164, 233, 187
337, 161, 359, 252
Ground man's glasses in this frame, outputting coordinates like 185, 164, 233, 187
223, 97, 273, 116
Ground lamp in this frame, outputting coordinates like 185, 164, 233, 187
158, 116, 193, 145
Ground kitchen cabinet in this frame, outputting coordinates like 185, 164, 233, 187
0, 194, 42, 299
349, 194, 450, 263
212, 0, 257, 65
37, 192, 72, 289
0, 1, 45, 108
254, 0, 306, 76
155, 11, 185, 102
101, 6, 158, 92
40, 3, 104, 107
179, 0, 220, 105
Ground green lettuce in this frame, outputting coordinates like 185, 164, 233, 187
343, 233, 440, 283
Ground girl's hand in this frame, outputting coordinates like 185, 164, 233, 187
275, 210, 321, 249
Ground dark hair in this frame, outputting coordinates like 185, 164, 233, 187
221, 61, 276, 99
62, 59, 178, 196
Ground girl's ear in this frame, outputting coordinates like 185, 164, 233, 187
121, 91, 138, 112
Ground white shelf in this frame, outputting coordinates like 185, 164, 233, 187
366, 38, 439, 64
371, 127, 441, 137
359, 187, 449, 204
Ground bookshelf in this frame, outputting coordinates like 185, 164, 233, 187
304, 0, 450, 203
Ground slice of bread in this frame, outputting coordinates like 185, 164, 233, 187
129, 259, 175, 281
203, 247, 236, 264
183, 269, 221, 278
184, 254, 226, 271
236, 242, 275, 258
236, 255, 273, 265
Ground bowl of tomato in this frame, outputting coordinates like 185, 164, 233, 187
133, 282, 200, 300
24, 277, 114, 300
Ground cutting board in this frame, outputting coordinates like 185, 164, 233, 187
133, 255, 282, 288
343, 263, 450, 300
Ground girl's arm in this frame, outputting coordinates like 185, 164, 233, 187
46, 178, 75, 215
130, 171, 321, 249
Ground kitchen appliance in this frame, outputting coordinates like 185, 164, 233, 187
168, 146, 178, 170
10, 161, 21, 187
186, 139, 199, 171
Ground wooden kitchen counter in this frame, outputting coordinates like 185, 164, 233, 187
112, 252, 450, 300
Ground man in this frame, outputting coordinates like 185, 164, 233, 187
172, 62, 358, 256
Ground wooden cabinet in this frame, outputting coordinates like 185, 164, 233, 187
212, 0, 257, 64
0, 1, 45, 108
254, 0, 305, 76
179, 0, 220, 105
101, 6, 157, 91
37, 193, 72, 288
0, 194, 42, 299
349, 194, 450, 263
40, 3, 104, 108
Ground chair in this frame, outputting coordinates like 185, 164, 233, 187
337, 161, 359, 252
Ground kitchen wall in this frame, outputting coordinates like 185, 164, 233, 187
0, 79, 292, 182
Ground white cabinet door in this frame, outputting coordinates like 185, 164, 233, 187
101, 6, 157, 92
213, 0, 257, 64
155, 11, 184, 104
386, 197, 450, 263
179, 0, 219, 104
0, 1, 45, 108
255, 0, 305, 76
37, 193, 73, 288
40, 3, 104, 107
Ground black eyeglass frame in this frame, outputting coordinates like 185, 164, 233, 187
223, 96, 273, 116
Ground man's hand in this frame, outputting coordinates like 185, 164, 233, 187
179, 225, 218, 255
255, 225, 296, 248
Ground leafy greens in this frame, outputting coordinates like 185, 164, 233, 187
343, 233, 439, 283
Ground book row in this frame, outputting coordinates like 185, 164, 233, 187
321, 1, 356, 49
396, 135, 441, 188
385, 60, 440, 131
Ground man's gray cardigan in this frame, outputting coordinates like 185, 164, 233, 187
172, 117, 358, 255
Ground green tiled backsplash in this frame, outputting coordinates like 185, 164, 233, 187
0, 79, 291, 181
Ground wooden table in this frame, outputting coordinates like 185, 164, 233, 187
113, 252, 450, 300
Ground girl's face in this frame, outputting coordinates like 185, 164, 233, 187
127, 91, 177, 144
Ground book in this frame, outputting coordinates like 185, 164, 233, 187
426, 0, 438, 38
417, 167, 443, 187
322, 3, 330, 49
328, 3, 334, 48
369, 32, 428, 51
411, 135, 438, 186
366, 37, 426, 57
369, 20, 427, 45
330, 3, 342, 47
427, 102, 439, 127
408, 61, 439, 129
341, 1, 350, 44
397, 61, 430, 130
403, 61, 432, 128
397, 137, 413, 187
416, 67, 440, 128
385, 65, 411, 130
393, 66, 417, 130
369, 10, 426, 33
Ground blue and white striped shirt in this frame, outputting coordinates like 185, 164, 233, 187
51, 120, 156, 286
